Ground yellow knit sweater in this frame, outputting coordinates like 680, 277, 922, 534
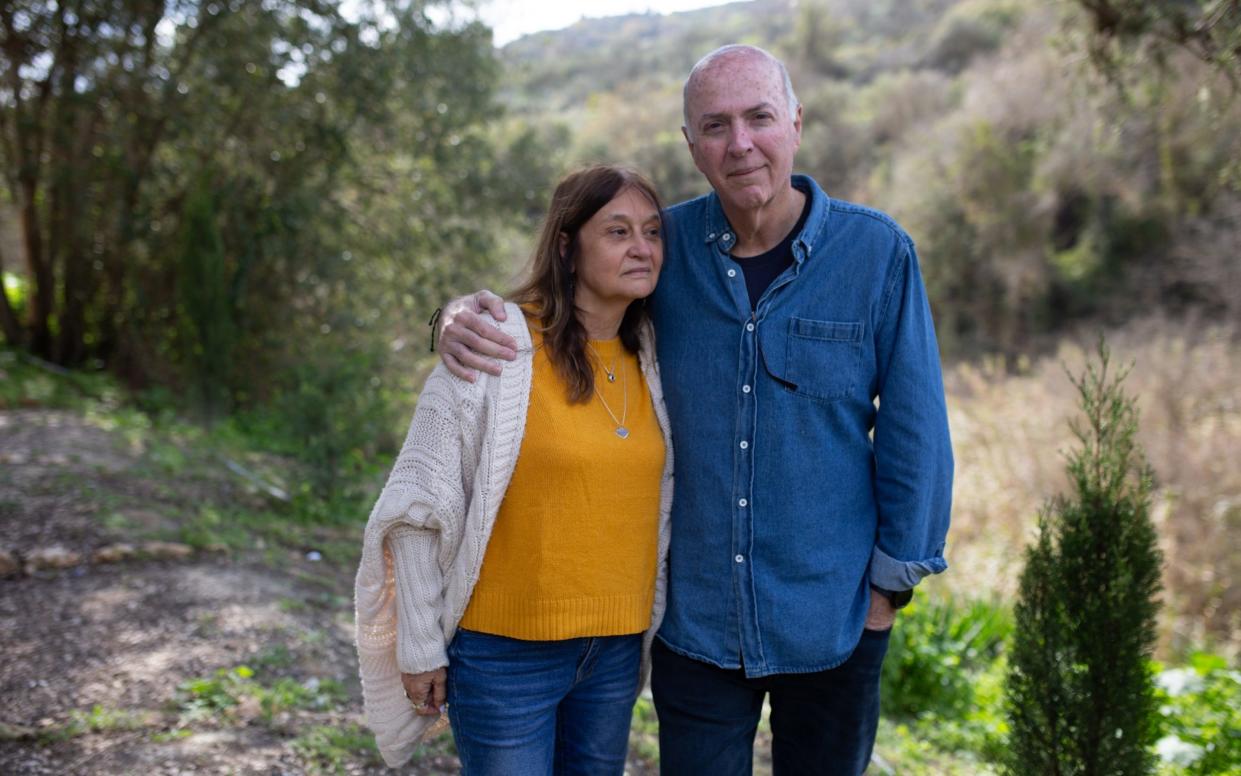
458, 330, 665, 640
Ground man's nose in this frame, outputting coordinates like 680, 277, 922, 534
727, 124, 753, 155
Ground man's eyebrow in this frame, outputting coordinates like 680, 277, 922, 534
697, 102, 778, 123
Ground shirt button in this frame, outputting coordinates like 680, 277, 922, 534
742, 385, 751, 393
746, 322, 755, 332
735, 554, 745, 564
738, 498, 748, 507
727, 269, 737, 278
739, 440, 749, 450
708, 232, 716, 240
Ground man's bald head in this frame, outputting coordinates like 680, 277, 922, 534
682, 45, 800, 141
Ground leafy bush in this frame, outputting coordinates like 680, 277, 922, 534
883, 596, 1012, 720
1154, 653, 1241, 775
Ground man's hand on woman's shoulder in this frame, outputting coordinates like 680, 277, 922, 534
438, 290, 519, 381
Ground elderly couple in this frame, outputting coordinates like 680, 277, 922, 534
354, 44, 953, 775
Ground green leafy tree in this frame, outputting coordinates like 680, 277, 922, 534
1005, 342, 1163, 775
1070, 0, 1241, 83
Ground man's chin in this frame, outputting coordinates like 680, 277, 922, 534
722, 185, 770, 212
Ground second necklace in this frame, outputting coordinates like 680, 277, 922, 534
588, 343, 629, 439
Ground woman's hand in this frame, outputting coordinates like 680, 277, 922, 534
401, 668, 448, 716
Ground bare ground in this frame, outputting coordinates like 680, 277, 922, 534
0, 409, 658, 775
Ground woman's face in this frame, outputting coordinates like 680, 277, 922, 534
568, 187, 663, 311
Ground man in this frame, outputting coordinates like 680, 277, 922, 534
437, 45, 953, 775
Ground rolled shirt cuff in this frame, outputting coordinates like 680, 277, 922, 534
868, 544, 948, 591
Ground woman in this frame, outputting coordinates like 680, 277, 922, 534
354, 165, 673, 774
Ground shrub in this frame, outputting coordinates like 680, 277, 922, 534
883, 596, 1012, 720
1005, 342, 1163, 775
1154, 652, 1241, 775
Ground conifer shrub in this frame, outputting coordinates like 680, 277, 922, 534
1005, 341, 1163, 775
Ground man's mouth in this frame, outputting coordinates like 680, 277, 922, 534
729, 165, 764, 177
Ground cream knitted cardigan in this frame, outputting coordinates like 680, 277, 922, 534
354, 303, 675, 768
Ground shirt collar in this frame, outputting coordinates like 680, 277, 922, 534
700, 174, 832, 263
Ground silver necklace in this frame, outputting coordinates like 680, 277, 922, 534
587, 347, 629, 439
586, 342, 619, 383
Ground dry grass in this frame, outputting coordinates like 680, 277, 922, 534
942, 316, 1241, 659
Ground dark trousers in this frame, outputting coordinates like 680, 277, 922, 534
650, 629, 890, 776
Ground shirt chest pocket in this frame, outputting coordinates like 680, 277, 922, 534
761, 317, 864, 402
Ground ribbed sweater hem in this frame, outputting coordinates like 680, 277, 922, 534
458, 590, 654, 641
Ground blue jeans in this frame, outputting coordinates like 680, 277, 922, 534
651, 628, 891, 775
446, 628, 642, 776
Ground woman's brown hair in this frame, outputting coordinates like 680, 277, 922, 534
511, 165, 664, 403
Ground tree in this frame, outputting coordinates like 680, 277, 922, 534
1070, 0, 1241, 84
1005, 341, 1163, 775
0, 2, 554, 413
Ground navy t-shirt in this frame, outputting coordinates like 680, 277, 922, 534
735, 188, 811, 310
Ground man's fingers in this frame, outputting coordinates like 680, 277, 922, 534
474, 290, 507, 320
456, 322, 517, 362
446, 343, 504, 377
442, 352, 478, 383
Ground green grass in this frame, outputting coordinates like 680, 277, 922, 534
291, 724, 383, 774
0, 348, 120, 411
34, 705, 159, 743
630, 694, 659, 765
173, 665, 348, 726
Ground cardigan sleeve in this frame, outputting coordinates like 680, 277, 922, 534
366, 365, 472, 670
388, 524, 450, 673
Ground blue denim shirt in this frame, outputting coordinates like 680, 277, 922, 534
649, 175, 953, 677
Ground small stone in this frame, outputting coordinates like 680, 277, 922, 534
141, 541, 194, 560
92, 543, 137, 564
25, 545, 82, 572
0, 548, 20, 577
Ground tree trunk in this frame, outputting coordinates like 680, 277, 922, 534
19, 176, 54, 359
0, 246, 23, 346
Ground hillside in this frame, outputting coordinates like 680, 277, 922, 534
493, 0, 1241, 359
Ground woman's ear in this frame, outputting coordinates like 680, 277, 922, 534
558, 231, 570, 260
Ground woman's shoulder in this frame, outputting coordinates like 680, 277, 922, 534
433, 302, 533, 403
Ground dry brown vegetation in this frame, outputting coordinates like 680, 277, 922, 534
943, 316, 1241, 658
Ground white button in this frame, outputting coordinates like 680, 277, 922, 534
727, 269, 736, 278
738, 498, 748, 507
708, 232, 716, 239
746, 322, 755, 332
735, 554, 745, 563
739, 440, 749, 450
723, 233, 733, 241
742, 385, 751, 393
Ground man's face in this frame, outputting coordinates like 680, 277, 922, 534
682, 53, 802, 215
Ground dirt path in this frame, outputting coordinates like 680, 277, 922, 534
0, 409, 659, 774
